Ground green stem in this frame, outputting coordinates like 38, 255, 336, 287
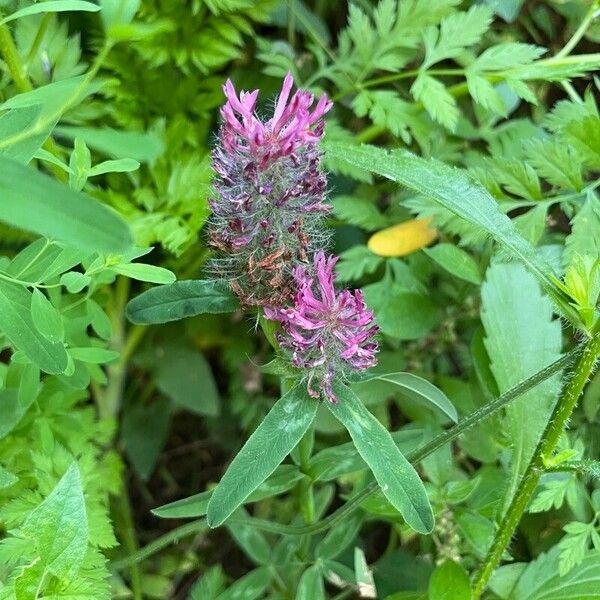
472, 333, 600, 598
111, 520, 208, 571
25, 13, 52, 69
112, 481, 143, 600
556, 0, 600, 58
0, 20, 32, 92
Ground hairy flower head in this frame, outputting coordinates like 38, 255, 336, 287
264, 251, 379, 403
209, 73, 333, 307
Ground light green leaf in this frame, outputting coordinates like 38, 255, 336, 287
0, 157, 132, 254
31, 289, 64, 343
332, 196, 389, 231
69, 347, 120, 364
466, 72, 507, 115
424, 243, 482, 284
22, 463, 88, 578
60, 271, 91, 293
510, 547, 600, 600
355, 372, 457, 422
56, 125, 164, 162
111, 262, 176, 284
206, 384, 318, 527
88, 158, 140, 176
473, 42, 545, 71
296, 565, 325, 600
0, 389, 29, 439
428, 561, 471, 600
565, 194, 600, 267
410, 74, 459, 131
481, 262, 562, 509
324, 143, 572, 321
0, 465, 18, 489
327, 383, 434, 534
126, 280, 239, 324
99, 0, 140, 29
0, 1, 100, 24
0, 281, 68, 374
0, 106, 54, 164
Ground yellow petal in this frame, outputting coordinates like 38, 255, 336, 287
368, 218, 438, 257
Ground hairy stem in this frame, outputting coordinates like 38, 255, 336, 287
472, 333, 600, 598
0, 20, 32, 91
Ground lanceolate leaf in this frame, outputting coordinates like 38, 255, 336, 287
126, 280, 239, 324
324, 143, 575, 322
206, 384, 318, 527
0, 1, 100, 24
0, 281, 68, 374
327, 383, 434, 534
354, 372, 458, 422
0, 156, 132, 254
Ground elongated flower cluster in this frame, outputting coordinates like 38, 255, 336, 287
211, 74, 379, 402
209, 73, 333, 307
264, 252, 379, 403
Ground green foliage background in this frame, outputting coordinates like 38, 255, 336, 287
0, 0, 599, 598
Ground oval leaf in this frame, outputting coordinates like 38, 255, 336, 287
126, 279, 239, 324
31, 288, 64, 343
111, 262, 176, 284
424, 243, 482, 284
327, 382, 434, 534
0, 157, 132, 254
206, 384, 318, 527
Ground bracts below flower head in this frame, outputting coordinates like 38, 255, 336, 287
264, 251, 379, 403
209, 73, 333, 307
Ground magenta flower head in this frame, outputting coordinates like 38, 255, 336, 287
209, 73, 333, 307
264, 251, 379, 403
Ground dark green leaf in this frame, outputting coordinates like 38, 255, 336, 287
428, 561, 471, 600
206, 384, 318, 527
126, 280, 239, 324
296, 565, 325, 600
327, 383, 434, 534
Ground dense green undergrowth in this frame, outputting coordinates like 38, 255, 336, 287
0, 0, 599, 599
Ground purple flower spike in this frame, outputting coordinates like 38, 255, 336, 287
264, 252, 379, 403
209, 74, 333, 307
221, 72, 332, 167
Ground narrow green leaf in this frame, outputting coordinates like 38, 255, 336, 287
327, 383, 434, 534
206, 384, 318, 527
22, 463, 88, 578
324, 143, 574, 322
0, 1, 100, 24
356, 372, 458, 422
0, 281, 68, 374
56, 125, 163, 162
88, 158, 140, 176
424, 244, 482, 284
0, 157, 132, 254
69, 347, 120, 364
152, 466, 304, 519
126, 280, 239, 324
31, 289, 64, 343
111, 262, 176, 284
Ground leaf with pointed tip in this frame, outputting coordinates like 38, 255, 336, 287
207, 384, 317, 527
327, 383, 434, 534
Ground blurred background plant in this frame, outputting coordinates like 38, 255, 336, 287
0, 0, 599, 598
